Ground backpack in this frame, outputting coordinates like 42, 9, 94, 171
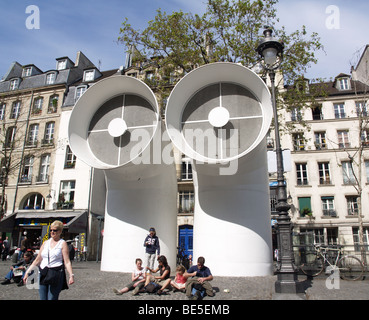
144, 282, 161, 294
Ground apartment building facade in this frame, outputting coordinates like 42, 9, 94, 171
280, 58, 369, 253
0, 52, 99, 250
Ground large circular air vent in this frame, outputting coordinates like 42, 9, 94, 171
165, 62, 272, 163
68, 76, 159, 169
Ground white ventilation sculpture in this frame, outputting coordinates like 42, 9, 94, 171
166, 62, 274, 276
68, 75, 177, 272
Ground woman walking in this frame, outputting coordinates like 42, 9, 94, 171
23, 220, 74, 300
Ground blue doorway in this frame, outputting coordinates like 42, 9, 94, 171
178, 225, 193, 258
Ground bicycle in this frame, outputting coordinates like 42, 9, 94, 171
300, 244, 365, 281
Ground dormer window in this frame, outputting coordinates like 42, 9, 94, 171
295, 79, 310, 94
23, 67, 32, 77
75, 85, 87, 101
339, 78, 350, 90
84, 70, 95, 82
10, 78, 20, 90
57, 59, 67, 70
334, 74, 351, 91
46, 72, 56, 85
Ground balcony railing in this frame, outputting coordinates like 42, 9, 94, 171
322, 209, 337, 217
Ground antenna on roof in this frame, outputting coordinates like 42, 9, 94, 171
98, 59, 102, 70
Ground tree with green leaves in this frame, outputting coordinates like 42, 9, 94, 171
118, 0, 323, 88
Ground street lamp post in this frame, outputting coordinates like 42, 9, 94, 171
257, 28, 302, 294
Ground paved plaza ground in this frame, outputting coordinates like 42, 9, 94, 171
0, 260, 368, 301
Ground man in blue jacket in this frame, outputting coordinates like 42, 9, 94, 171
143, 227, 160, 270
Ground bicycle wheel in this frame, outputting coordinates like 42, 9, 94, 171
337, 256, 364, 281
300, 253, 324, 277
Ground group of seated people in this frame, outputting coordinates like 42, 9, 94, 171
113, 255, 214, 300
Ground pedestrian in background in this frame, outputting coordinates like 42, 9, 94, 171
143, 227, 160, 270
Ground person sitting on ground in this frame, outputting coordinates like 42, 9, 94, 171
184, 256, 214, 300
113, 258, 146, 295
157, 264, 187, 295
133, 255, 170, 295
1, 251, 34, 286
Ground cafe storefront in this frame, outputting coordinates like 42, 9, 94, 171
0, 210, 88, 250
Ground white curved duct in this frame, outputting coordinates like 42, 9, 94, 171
68, 76, 177, 272
166, 63, 273, 276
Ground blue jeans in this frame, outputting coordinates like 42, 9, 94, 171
39, 280, 64, 300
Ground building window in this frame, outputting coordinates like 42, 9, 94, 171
346, 196, 358, 216
10, 79, 19, 90
145, 71, 156, 85
314, 132, 327, 150
292, 133, 305, 151
64, 146, 76, 169
59, 180, 75, 209
20, 156, 34, 183
321, 196, 336, 217
298, 197, 312, 217
181, 159, 192, 180
318, 162, 331, 185
311, 105, 323, 120
10, 101, 21, 119
48, 95, 58, 113
178, 191, 194, 213
27, 124, 39, 147
57, 59, 67, 70
334, 103, 346, 119
290, 108, 302, 121
75, 86, 87, 101
356, 101, 368, 117
84, 70, 95, 82
22, 67, 32, 77
365, 161, 369, 183
23, 193, 45, 210
32, 97, 43, 114
0, 103, 6, 120
46, 72, 56, 85
296, 163, 308, 185
342, 161, 356, 185
361, 130, 369, 147
338, 78, 350, 90
39, 154, 50, 183
300, 228, 325, 245
353, 227, 369, 251
5, 126, 16, 148
43, 122, 55, 145
337, 130, 350, 149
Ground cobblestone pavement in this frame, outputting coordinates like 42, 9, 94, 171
0, 260, 368, 300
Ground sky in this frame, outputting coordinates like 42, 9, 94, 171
0, 0, 368, 81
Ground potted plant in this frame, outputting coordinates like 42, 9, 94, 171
301, 207, 313, 218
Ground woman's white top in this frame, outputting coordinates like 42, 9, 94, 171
134, 267, 146, 280
40, 239, 65, 269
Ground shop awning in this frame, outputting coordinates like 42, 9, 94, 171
1, 210, 88, 234
16, 211, 78, 219
66, 211, 88, 233
0, 212, 17, 232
